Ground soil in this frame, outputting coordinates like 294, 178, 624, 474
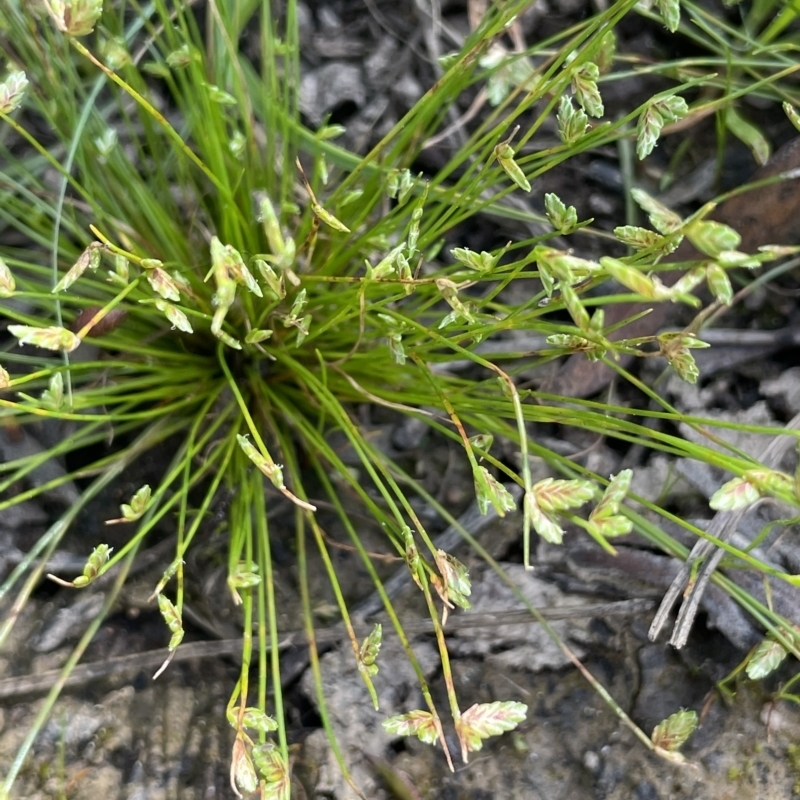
4, 1, 800, 799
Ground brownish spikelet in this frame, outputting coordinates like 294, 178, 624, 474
70, 307, 128, 337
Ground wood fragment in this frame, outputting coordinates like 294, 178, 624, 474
648, 410, 800, 648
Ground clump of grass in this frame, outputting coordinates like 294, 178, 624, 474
4, 0, 800, 796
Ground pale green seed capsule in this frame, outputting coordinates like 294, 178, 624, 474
147, 267, 181, 301
155, 299, 193, 333
8, 325, 81, 352
494, 143, 531, 192
232, 739, 259, 796
0, 69, 28, 113
313, 201, 350, 233
0, 257, 15, 297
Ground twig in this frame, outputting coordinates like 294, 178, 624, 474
0, 599, 652, 700
649, 410, 800, 648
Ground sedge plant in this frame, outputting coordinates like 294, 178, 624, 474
4, 0, 800, 796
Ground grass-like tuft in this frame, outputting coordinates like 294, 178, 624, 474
4, 0, 800, 795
